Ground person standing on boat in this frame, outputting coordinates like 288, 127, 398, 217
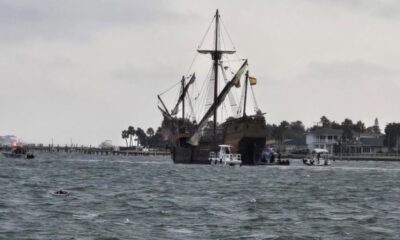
270, 152, 275, 164
277, 150, 282, 164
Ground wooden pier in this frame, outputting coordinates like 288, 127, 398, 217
21, 145, 170, 157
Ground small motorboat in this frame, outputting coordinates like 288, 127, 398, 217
260, 147, 290, 165
1, 146, 35, 159
262, 159, 290, 166
303, 148, 331, 166
209, 145, 242, 166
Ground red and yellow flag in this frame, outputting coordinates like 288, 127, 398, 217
249, 76, 257, 85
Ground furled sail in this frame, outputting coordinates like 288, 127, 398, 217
220, 65, 239, 117
157, 95, 172, 119
205, 68, 216, 108
188, 60, 248, 146
171, 74, 196, 116
158, 106, 172, 120
232, 61, 247, 88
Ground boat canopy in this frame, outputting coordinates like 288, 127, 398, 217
312, 148, 329, 154
219, 144, 231, 148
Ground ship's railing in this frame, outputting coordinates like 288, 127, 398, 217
222, 115, 266, 126
233, 154, 241, 160
223, 153, 241, 161
209, 151, 241, 161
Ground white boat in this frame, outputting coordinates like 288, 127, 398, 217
209, 145, 242, 166
303, 148, 331, 166
1, 146, 34, 159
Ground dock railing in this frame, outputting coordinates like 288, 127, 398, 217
285, 152, 400, 161
333, 152, 400, 161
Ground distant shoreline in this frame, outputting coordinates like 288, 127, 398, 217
286, 154, 400, 161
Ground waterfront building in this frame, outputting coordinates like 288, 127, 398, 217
306, 127, 386, 154
281, 137, 308, 153
306, 128, 342, 154
347, 134, 386, 154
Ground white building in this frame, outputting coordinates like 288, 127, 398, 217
306, 128, 342, 154
306, 127, 386, 154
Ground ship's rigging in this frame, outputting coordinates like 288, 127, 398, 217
157, 9, 261, 144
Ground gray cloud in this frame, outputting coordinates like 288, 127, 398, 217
306, 60, 397, 82
307, 0, 400, 18
111, 62, 178, 85
0, 0, 186, 42
1, 0, 400, 145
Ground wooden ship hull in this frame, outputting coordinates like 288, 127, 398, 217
169, 116, 267, 165
223, 116, 267, 165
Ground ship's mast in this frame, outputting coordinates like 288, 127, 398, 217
181, 76, 185, 120
213, 9, 220, 135
243, 70, 249, 117
197, 10, 236, 135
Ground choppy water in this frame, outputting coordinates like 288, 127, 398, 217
0, 153, 399, 239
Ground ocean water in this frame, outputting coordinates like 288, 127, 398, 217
0, 153, 399, 240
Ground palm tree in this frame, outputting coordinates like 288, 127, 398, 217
135, 128, 147, 147
146, 127, 155, 137
320, 116, 331, 127
127, 126, 135, 147
121, 130, 129, 147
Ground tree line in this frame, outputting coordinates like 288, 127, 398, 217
265, 116, 400, 150
121, 126, 166, 149
266, 116, 381, 141
122, 116, 400, 150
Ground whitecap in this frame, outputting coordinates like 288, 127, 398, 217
167, 228, 193, 234
73, 212, 99, 219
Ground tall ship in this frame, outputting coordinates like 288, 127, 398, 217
158, 10, 267, 165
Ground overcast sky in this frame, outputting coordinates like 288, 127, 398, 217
1, 0, 400, 146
